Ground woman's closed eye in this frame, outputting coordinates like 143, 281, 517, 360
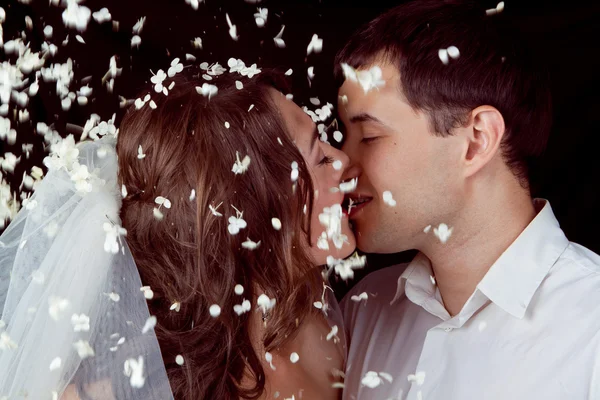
318, 155, 334, 166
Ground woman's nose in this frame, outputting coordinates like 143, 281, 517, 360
329, 146, 351, 178
339, 151, 361, 184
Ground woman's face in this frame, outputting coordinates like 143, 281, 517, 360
269, 89, 356, 264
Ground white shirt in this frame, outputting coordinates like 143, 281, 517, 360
341, 198, 600, 400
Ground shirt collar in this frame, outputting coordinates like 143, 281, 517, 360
476, 198, 569, 318
391, 252, 452, 320
393, 198, 570, 320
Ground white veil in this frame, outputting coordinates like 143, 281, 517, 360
0, 133, 174, 399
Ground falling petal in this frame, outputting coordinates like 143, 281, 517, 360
209, 304, 221, 317
49, 357, 62, 371
382, 191, 396, 207
350, 292, 368, 302
438, 49, 449, 65
141, 316, 157, 334
271, 217, 281, 230
447, 46, 460, 59
234, 284, 244, 295
433, 223, 453, 243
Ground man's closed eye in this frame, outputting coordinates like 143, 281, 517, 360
361, 136, 380, 144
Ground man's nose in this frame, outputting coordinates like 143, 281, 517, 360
341, 158, 362, 184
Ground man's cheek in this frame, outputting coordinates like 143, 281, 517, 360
364, 159, 391, 189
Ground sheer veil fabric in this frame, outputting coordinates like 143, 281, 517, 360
0, 133, 174, 399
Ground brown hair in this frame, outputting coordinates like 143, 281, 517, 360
116, 66, 322, 399
334, 0, 553, 190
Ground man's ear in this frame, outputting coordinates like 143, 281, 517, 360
462, 106, 505, 179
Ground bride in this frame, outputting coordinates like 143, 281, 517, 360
0, 63, 358, 400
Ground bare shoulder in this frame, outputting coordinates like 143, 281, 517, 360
59, 385, 81, 400
59, 380, 114, 400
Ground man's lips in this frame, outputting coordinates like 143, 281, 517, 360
342, 194, 373, 218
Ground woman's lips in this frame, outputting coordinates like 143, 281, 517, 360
343, 196, 373, 218
348, 199, 371, 218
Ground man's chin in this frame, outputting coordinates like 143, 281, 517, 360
353, 227, 409, 254
353, 229, 381, 253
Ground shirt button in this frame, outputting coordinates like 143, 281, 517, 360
444, 327, 453, 332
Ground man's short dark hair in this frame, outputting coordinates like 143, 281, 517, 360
334, 0, 552, 190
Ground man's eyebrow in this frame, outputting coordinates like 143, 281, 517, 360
349, 113, 386, 126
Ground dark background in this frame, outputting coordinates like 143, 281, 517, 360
1, 0, 599, 299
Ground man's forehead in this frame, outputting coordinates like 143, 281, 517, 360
337, 62, 400, 117
341, 58, 399, 88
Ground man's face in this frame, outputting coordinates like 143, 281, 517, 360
339, 61, 463, 253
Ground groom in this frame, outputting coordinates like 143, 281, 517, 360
336, 1, 600, 399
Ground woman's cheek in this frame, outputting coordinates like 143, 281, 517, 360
319, 180, 340, 207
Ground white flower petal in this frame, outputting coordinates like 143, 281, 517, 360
73, 340, 95, 359
209, 304, 221, 317
333, 130, 343, 142
350, 292, 368, 302
140, 286, 154, 299
271, 217, 281, 231
361, 371, 383, 388
273, 25, 286, 48
433, 223, 453, 243
234, 284, 244, 295
447, 46, 460, 59
49, 357, 62, 371
307, 33, 323, 55
0, 332, 18, 350
141, 315, 157, 334
290, 352, 299, 363
438, 49, 449, 65
242, 238, 261, 250
382, 190, 396, 207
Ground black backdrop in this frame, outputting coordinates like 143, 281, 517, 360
1, 0, 599, 299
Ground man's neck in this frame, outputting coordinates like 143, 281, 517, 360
420, 181, 537, 317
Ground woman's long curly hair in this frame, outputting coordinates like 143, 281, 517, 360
116, 65, 323, 399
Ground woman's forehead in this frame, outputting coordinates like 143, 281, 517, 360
270, 89, 314, 143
